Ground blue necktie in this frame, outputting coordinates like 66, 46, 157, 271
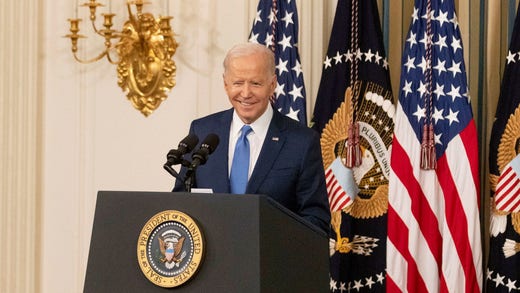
230, 125, 253, 194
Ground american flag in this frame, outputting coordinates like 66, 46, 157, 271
249, 0, 307, 124
386, 0, 482, 292
312, 0, 393, 291
486, 2, 520, 292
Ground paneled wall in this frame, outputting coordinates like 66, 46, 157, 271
0, 0, 41, 292
39, 1, 329, 292
0, 0, 513, 292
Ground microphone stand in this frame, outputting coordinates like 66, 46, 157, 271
163, 159, 195, 192
163, 164, 182, 181
183, 166, 196, 193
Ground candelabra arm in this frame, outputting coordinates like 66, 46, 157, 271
73, 51, 108, 64
90, 17, 102, 35
106, 49, 119, 65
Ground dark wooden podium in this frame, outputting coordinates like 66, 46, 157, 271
83, 191, 329, 292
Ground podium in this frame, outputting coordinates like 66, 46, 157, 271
83, 191, 329, 292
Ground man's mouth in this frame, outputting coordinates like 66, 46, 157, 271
238, 100, 253, 106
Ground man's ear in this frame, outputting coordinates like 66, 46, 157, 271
270, 74, 277, 91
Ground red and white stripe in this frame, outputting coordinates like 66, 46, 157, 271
495, 163, 520, 212
387, 104, 482, 293
326, 168, 353, 212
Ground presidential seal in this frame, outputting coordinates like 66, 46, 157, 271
490, 106, 520, 237
137, 210, 204, 288
322, 80, 394, 256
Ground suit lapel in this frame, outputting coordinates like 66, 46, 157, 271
247, 111, 287, 194
210, 110, 233, 192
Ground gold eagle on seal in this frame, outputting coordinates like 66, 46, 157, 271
159, 235, 186, 267
490, 105, 520, 257
321, 80, 394, 254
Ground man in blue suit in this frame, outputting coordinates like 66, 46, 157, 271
174, 43, 330, 233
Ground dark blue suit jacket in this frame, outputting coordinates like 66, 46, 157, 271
173, 107, 331, 233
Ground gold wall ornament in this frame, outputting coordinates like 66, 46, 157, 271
64, 0, 179, 116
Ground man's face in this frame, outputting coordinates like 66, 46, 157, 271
223, 53, 276, 124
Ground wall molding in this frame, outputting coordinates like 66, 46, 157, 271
0, 0, 41, 292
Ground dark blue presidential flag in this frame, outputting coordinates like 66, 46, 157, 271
487, 2, 520, 292
311, 0, 394, 292
249, 0, 307, 124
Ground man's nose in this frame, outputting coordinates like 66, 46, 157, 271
241, 84, 251, 97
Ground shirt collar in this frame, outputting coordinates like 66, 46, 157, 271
231, 105, 273, 138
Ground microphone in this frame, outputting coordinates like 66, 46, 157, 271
190, 133, 220, 169
165, 134, 199, 166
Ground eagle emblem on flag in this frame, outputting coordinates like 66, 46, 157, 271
321, 81, 394, 255
490, 106, 520, 258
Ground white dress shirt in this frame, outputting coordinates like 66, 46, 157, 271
228, 106, 273, 179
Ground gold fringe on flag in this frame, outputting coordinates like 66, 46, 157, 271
420, 123, 436, 170
345, 121, 361, 168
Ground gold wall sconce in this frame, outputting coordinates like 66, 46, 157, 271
65, 0, 178, 116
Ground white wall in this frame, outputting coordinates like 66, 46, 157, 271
41, 1, 330, 292
2, 0, 487, 292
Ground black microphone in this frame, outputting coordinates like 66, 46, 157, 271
190, 133, 219, 169
165, 134, 199, 166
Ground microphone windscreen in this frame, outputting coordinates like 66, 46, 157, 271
180, 133, 199, 152
201, 133, 219, 154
